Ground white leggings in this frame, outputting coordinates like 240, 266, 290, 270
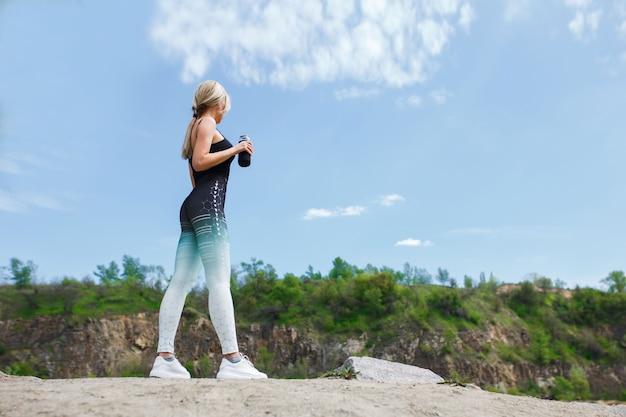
156, 220, 239, 355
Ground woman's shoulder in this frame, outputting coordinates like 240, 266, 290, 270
196, 116, 217, 131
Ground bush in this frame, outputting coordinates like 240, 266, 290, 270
569, 366, 591, 400
528, 329, 554, 366
552, 376, 575, 401
428, 287, 465, 318
506, 282, 540, 318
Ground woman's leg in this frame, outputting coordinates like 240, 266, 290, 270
195, 220, 239, 355
156, 225, 202, 354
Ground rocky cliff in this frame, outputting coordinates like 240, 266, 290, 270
0, 313, 623, 398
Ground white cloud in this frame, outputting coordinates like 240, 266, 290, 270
334, 87, 381, 101
20, 193, 65, 211
417, 19, 454, 56
396, 94, 423, 109
0, 189, 67, 214
303, 205, 366, 220
568, 11, 586, 37
588, 9, 602, 31
304, 192, 404, 220
565, 0, 592, 7
569, 9, 601, 39
396, 89, 452, 108
0, 151, 65, 176
395, 238, 434, 247
150, 0, 474, 89
458, 3, 475, 31
377, 194, 406, 207
618, 0, 626, 37
0, 157, 22, 175
504, 0, 532, 21
596, 52, 626, 76
0, 190, 24, 213
564, 0, 602, 40
339, 205, 366, 216
430, 88, 452, 104
303, 208, 335, 220
407, 95, 423, 107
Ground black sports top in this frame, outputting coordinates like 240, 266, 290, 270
188, 119, 235, 185
189, 137, 235, 185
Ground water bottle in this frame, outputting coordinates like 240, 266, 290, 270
238, 135, 251, 167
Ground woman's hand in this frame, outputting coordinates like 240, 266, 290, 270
192, 117, 249, 171
235, 140, 254, 156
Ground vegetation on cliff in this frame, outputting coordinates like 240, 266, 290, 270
1, 256, 625, 402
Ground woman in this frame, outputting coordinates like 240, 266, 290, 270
149, 80, 267, 379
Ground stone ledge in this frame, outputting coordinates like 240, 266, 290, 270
338, 356, 445, 384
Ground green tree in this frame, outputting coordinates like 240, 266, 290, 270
601, 270, 625, 293
121, 255, 146, 285
9, 258, 36, 288
145, 264, 167, 290
94, 261, 121, 285
0, 265, 9, 283
328, 257, 358, 281
508, 281, 540, 317
415, 268, 432, 285
554, 278, 567, 289
301, 265, 322, 280
240, 258, 278, 284
436, 267, 450, 286
401, 263, 431, 285
463, 275, 474, 289
235, 258, 278, 319
269, 274, 303, 312
533, 275, 553, 291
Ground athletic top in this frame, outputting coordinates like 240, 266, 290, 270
188, 119, 235, 185
189, 138, 235, 185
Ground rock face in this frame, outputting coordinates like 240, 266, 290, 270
0, 313, 624, 399
338, 356, 444, 383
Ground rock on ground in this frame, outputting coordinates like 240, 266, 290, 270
337, 356, 445, 383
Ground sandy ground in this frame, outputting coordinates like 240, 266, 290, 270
1, 376, 624, 417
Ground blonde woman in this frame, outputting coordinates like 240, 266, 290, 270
149, 80, 266, 379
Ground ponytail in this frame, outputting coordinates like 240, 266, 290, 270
181, 114, 197, 159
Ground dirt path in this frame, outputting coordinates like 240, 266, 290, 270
1, 376, 624, 417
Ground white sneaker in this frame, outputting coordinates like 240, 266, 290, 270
216, 355, 268, 380
149, 356, 191, 379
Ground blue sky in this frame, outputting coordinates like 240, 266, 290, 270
1, 0, 625, 289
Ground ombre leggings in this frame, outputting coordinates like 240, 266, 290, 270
156, 178, 238, 355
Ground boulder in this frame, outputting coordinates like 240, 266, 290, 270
337, 356, 444, 383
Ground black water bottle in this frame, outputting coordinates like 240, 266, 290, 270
238, 135, 251, 167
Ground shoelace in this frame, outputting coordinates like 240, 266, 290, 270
240, 355, 255, 367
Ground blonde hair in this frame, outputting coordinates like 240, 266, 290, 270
181, 80, 231, 159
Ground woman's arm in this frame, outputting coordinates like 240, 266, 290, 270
191, 117, 253, 172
